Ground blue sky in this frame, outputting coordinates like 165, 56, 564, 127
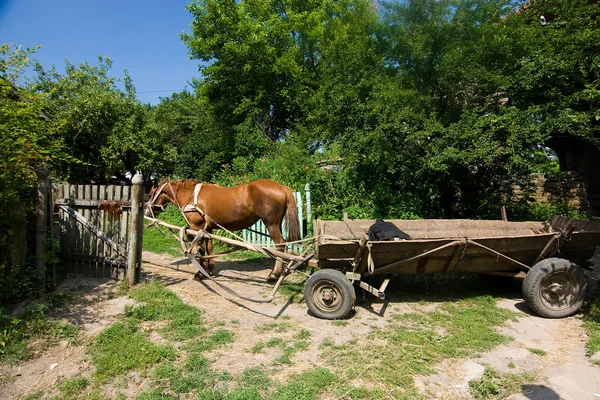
0, 0, 201, 104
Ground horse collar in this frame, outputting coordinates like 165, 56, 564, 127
193, 183, 203, 206
183, 183, 206, 216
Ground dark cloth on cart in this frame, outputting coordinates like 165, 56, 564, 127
368, 219, 411, 241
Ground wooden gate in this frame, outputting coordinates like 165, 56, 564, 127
53, 181, 143, 279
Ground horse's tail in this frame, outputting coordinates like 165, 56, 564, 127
284, 187, 300, 242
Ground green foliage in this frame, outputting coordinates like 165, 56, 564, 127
0, 304, 79, 363
509, 199, 590, 222
0, 43, 66, 302
29, 56, 173, 182
143, 204, 187, 257
584, 290, 600, 359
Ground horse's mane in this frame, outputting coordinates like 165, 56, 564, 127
159, 178, 202, 188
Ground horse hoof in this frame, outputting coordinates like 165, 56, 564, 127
267, 273, 280, 282
193, 272, 205, 281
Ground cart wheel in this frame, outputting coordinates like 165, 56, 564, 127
304, 269, 355, 320
522, 258, 588, 318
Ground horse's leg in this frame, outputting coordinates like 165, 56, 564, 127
265, 224, 286, 282
193, 240, 206, 281
192, 238, 214, 280
206, 237, 214, 275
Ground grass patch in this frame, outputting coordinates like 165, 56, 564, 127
332, 320, 348, 327
143, 204, 187, 257
275, 340, 310, 365
279, 280, 306, 302
321, 295, 516, 397
126, 280, 207, 340
57, 376, 89, 398
89, 320, 176, 383
271, 367, 337, 400
250, 342, 266, 354
295, 328, 311, 340
221, 249, 268, 262
0, 304, 79, 363
186, 328, 235, 353
583, 290, 600, 359
469, 367, 537, 399
23, 391, 44, 400
153, 353, 215, 394
254, 321, 292, 334
528, 348, 547, 356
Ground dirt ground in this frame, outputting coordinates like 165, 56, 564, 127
2, 250, 600, 399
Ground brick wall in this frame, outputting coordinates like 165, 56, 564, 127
529, 172, 589, 210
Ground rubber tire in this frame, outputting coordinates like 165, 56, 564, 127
304, 269, 355, 320
522, 258, 588, 318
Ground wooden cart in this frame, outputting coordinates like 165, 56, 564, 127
306, 216, 600, 319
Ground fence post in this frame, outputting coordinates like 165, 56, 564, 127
127, 173, 144, 286
36, 164, 49, 292
304, 183, 312, 230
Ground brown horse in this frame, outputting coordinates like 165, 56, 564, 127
145, 179, 300, 281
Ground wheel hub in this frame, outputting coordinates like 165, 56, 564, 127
321, 289, 335, 302
546, 282, 564, 296
541, 272, 577, 310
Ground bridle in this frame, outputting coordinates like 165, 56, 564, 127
146, 180, 206, 228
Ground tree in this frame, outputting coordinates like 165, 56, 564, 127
182, 0, 380, 143
30, 57, 173, 182
0, 43, 63, 300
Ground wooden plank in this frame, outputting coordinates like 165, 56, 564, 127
77, 185, 84, 269
53, 199, 132, 207
120, 185, 130, 253
68, 184, 77, 270
444, 242, 466, 273
98, 185, 106, 263
371, 240, 464, 275
114, 185, 123, 250
58, 252, 126, 266
317, 219, 550, 240
57, 184, 67, 255
58, 205, 127, 256
91, 185, 99, 272
106, 186, 115, 261
83, 185, 92, 259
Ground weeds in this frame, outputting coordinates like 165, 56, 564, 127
126, 280, 206, 340
583, 289, 600, 359
89, 320, 176, 383
271, 368, 337, 400
469, 367, 537, 399
254, 321, 292, 334
528, 348, 547, 356
57, 377, 89, 399
0, 304, 79, 363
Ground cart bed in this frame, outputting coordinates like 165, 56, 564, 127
315, 216, 600, 275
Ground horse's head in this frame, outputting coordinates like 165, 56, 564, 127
145, 179, 170, 217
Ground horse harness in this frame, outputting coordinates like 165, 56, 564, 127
150, 181, 210, 230
181, 182, 211, 230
